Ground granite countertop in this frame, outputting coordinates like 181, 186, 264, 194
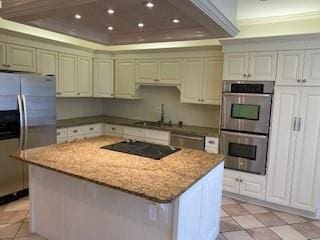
57, 116, 220, 138
12, 136, 224, 203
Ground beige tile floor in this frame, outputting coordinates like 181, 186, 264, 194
1, 196, 320, 240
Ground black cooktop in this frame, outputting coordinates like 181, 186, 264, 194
101, 140, 181, 160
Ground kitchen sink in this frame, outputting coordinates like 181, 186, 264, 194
133, 121, 173, 128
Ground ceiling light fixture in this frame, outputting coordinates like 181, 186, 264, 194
107, 9, 115, 15
172, 18, 180, 23
138, 22, 144, 28
107, 26, 114, 31
74, 14, 82, 19
145, 2, 154, 8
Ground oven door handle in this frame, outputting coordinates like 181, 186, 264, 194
221, 130, 268, 139
223, 92, 272, 97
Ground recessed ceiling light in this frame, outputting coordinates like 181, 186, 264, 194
138, 22, 144, 28
107, 9, 115, 15
145, 2, 154, 8
74, 14, 82, 19
107, 26, 114, 31
172, 18, 180, 23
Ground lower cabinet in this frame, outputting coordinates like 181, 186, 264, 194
223, 169, 266, 200
57, 124, 103, 143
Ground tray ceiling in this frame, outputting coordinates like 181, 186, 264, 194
0, 0, 227, 45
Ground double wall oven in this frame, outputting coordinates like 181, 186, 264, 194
220, 81, 274, 175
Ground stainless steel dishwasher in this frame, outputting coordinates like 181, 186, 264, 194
170, 133, 205, 150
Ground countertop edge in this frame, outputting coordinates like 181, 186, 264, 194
11, 153, 224, 203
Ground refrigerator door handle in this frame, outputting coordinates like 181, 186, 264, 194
21, 95, 28, 149
17, 95, 24, 149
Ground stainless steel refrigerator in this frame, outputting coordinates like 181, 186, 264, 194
0, 73, 56, 198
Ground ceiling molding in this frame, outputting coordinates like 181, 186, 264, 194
237, 11, 320, 26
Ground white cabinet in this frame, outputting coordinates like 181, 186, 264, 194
276, 50, 304, 86
267, 86, 320, 212
94, 59, 114, 98
0, 42, 6, 70
223, 51, 277, 81
105, 124, 125, 137
181, 57, 222, 105
37, 49, 59, 94
290, 88, 320, 212
115, 60, 136, 99
303, 49, 320, 86
223, 53, 249, 80
266, 87, 300, 206
276, 49, 320, 86
59, 53, 77, 97
6, 44, 36, 72
202, 57, 223, 104
136, 58, 181, 85
157, 59, 182, 84
77, 56, 93, 97
223, 169, 266, 200
136, 59, 157, 83
124, 126, 170, 145
205, 137, 219, 153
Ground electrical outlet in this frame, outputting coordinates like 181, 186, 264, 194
149, 204, 158, 221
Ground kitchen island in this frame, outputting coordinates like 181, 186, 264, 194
13, 136, 224, 240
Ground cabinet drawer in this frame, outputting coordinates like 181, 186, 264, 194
83, 124, 103, 135
83, 133, 101, 139
145, 129, 169, 142
205, 137, 219, 153
57, 138, 68, 144
68, 135, 84, 142
68, 126, 83, 137
57, 128, 68, 139
105, 124, 125, 136
124, 127, 145, 138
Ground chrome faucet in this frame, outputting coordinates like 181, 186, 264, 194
160, 104, 165, 123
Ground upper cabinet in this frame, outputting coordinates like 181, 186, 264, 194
115, 60, 136, 99
37, 49, 59, 93
0, 42, 6, 71
77, 56, 93, 97
276, 49, 320, 86
94, 59, 114, 98
136, 58, 181, 85
5, 44, 36, 72
181, 57, 223, 105
58, 53, 77, 97
223, 51, 277, 81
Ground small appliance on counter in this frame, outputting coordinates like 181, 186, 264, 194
220, 81, 275, 175
0, 73, 56, 201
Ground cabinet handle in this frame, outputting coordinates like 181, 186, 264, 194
239, 179, 243, 183
247, 74, 251, 78
297, 79, 301, 83
201, 99, 204, 102
154, 79, 159, 82
73, 130, 78, 133
302, 79, 306, 83
243, 74, 247, 78
235, 178, 239, 182
77, 93, 80, 96
132, 95, 134, 98
293, 117, 298, 131
90, 128, 94, 131
112, 128, 116, 131
208, 140, 215, 144
297, 117, 302, 132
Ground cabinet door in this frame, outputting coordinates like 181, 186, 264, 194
77, 56, 93, 97
291, 88, 320, 212
6, 44, 36, 72
94, 59, 114, 98
59, 53, 77, 97
303, 49, 320, 86
181, 58, 204, 104
248, 51, 277, 81
115, 60, 136, 99
223, 53, 249, 80
0, 42, 6, 70
276, 50, 304, 86
202, 57, 223, 105
266, 87, 300, 206
239, 173, 266, 200
223, 169, 240, 193
37, 49, 59, 94
157, 58, 181, 84
136, 59, 157, 83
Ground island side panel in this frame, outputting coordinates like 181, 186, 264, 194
29, 165, 174, 240
172, 162, 224, 240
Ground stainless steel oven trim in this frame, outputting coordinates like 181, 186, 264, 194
223, 80, 275, 94
223, 92, 272, 98
221, 93, 272, 134
17, 95, 24, 149
220, 130, 268, 175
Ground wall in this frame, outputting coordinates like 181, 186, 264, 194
56, 98, 104, 120
103, 86, 220, 128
